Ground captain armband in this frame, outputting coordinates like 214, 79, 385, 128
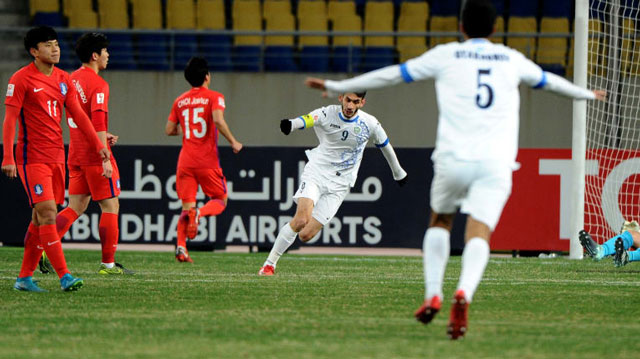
301, 114, 315, 128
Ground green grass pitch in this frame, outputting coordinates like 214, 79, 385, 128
1, 247, 639, 359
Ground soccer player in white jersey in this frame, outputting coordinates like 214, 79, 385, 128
258, 92, 408, 276
305, 0, 606, 340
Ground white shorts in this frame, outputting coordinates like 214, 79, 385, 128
430, 159, 513, 230
293, 164, 350, 225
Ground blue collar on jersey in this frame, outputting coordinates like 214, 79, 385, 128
468, 38, 490, 44
338, 111, 359, 123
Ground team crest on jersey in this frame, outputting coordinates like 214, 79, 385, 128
34, 184, 43, 196
97, 93, 104, 104
59, 83, 68, 95
353, 126, 362, 135
6, 84, 14, 97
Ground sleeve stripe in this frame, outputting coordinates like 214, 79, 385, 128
533, 71, 547, 89
400, 63, 414, 83
298, 116, 306, 129
375, 138, 390, 148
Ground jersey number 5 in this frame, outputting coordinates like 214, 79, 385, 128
181, 107, 207, 139
476, 69, 494, 109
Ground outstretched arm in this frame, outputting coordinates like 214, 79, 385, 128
280, 115, 314, 135
1, 105, 20, 178
306, 65, 405, 95
539, 72, 606, 100
213, 109, 242, 153
378, 142, 408, 186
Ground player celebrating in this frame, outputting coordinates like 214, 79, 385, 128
48, 32, 131, 275
258, 92, 408, 276
2, 26, 110, 292
165, 57, 242, 263
305, 0, 606, 339
579, 221, 640, 267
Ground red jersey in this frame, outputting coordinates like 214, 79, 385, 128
5, 62, 78, 164
68, 66, 110, 166
168, 87, 226, 169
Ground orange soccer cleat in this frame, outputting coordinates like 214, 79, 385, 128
175, 246, 193, 263
447, 290, 469, 340
414, 295, 442, 325
258, 265, 275, 276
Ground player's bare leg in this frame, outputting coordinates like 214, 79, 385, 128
447, 217, 490, 340
416, 212, 453, 324
260, 198, 320, 275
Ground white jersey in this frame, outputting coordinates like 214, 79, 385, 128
300, 105, 389, 187
403, 39, 546, 165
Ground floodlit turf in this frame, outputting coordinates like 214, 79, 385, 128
1, 248, 639, 359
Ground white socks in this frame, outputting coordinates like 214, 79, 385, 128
101, 262, 115, 269
423, 227, 450, 301
456, 237, 490, 303
265, 223, 297, 267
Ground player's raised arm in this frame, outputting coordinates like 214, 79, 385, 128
1, 105, 20, 178
212, 109, 242, 153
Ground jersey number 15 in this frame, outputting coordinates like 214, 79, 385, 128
181, 107, 207, 139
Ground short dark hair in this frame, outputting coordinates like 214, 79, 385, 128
344, 92, 366, 99
462, 0, 497, 38
184, 57, 209, 87
75, 32, 109, 63
24, 26, 58, 55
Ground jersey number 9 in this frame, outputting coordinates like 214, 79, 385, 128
181, 107, 207, 140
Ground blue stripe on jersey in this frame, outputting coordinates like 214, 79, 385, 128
20, 109, 28, 165
400, 63, 414, 83
108, 177, 115, 198
375, 138, 390, 148
338, 112, 358, 123
299, 116, 306, 129
534, 71, 548, 89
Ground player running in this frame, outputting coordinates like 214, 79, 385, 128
579, 220, 640, 267
165, 57, 242, 262
47, 32, 132, 275
257, 91, 408, 276
305, 0, 606, 339
2, 26, 110, 292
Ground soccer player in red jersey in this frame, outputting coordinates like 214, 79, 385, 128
50, 32, 132, 275
165, 57, 242, 262
2, 26, 110, 292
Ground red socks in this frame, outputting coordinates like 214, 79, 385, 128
56, 207, 79, 239
199, 199, 226, 217
99, 213, 119, 263
177, 211, 188, 248
18, 223, 41, 278
39, 224, 69, 278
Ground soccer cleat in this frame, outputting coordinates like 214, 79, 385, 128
115, 262, 135, 275
175, 246, 193, 263
447, 290, 469, 340
579, 230, 604, 261
186, 207, 199, 239
13, 276, 48, 292
38, 252, 54, 274
614, 237, 630, 268
620, 220, 640, 234
414, 296, 442, 325
60, 273, 84, 292
98, 262, 135, 275
258, 264, 275, 276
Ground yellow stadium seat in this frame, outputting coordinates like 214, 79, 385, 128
265, 14, 295, 46
333, 14, 362, 47
68, 9, 98, 28
429, 16, 458, 47
299, 14, 329, 47
568, 19, 606, 78
196, 0, 225, 30
364, 14, 393, 47
233, 0, 262, 20
167, 0, 196, 29
98, 0, 129, 29
131, 0, 163, 29
490, 16, 504, 44
233, 13, 262, 46
620, 18, 637, 75
30, 0, 60, 16
537, 17, 569, 70
264, 0, 292, 20
328, 1, 356, 24
297, 0, 327, 18
63, 0, 93, 17
400, 1, 428, 21
365, 1, 394, 23
506, 16, 537, 60
397, 15, 427, 62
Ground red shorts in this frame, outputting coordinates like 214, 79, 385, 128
176, 167, 227, 202
17, 163, 66, 207
68, 160, 121, 201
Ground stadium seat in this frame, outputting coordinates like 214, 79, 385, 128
399, 1, 428, 21
63, 0, 93, 18
332, 14, 362, 72
265, 14, 297, 71
197, 0, 232, 71
167, 0, 196, 29
104, 32, 137, 70
568, 18, 605, 78
299, 14, 329, 72
32, 12, 64, 27
30, 0, 60, 16
232, 11, 262, 71
327, 1, 356, 25
233, 0, 262, 21
298, 0, 327, 18
429, 16, 459, 47
429, 0, 459, 16
541, 0, 572, 18
509, 1, 538, 17
131, 0, 163, 29
537, 17, 570, 75
363, 2, 394, 72
264, 0, 292, 20
506, 17, 537, 60
397, 15, 427, 63
196, 0, 225, 30
364, 1, 394, 23
98, 0, 129, 29
68, 9, 98, 28
131, 0, 168, 69
620, 18, 637, 75
490, 16, 504, 44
